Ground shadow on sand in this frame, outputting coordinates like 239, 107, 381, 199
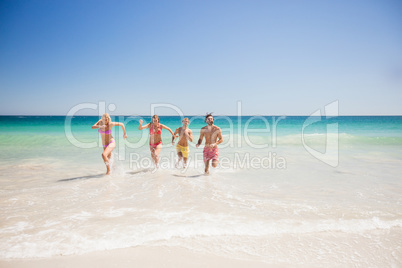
173, 174, 204, 178
126, 168, 155, 175
58, 173, 105, 182
126, 168, 205, 178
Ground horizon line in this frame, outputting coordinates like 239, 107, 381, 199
1, 114, 402, 117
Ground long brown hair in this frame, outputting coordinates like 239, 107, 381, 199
152, 115, 160, 123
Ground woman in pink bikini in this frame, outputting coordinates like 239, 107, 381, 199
138, 115, 176, 168
92, 113, 127, 175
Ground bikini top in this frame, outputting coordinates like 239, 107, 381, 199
98, 128, 112, 135
149, 124, 162, 135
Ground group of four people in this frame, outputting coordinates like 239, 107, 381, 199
92, 113, 223, 175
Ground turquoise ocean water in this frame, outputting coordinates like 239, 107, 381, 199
0, 115, 401, 265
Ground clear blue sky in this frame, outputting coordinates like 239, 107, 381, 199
1, 0, 401, 115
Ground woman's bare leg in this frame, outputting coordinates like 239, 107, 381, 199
102, 142, 116, 175
154, 144, 162, 168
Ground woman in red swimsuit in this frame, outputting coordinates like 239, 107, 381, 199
92, 113, 127, 175
138, 115, 176, 168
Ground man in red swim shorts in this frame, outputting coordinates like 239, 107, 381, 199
196, 113, 223, 174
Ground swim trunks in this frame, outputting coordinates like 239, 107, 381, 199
203, 146, 219, 162
176, 144, 190, 158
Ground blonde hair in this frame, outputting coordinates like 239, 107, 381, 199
102, 113, 111, 127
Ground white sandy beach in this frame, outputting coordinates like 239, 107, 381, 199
0, 246, 274, 268
2, 227, 401, 267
